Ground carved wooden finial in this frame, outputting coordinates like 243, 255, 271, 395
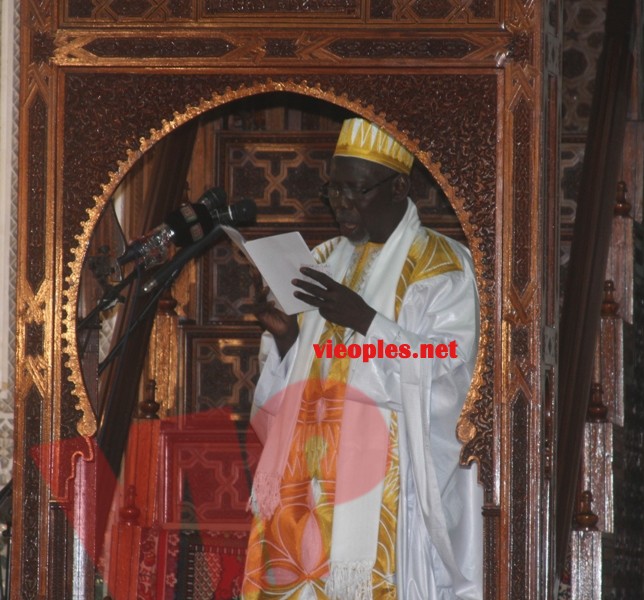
587, 382, 608, 422
158, 286, 178, 314
614, 181, 631, 216
139, 379, 160, 419
575, 490, 599, 530
601, 280, 619, 317
119, 485, 140, 525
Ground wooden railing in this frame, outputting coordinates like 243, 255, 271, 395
556, 0, 637, 580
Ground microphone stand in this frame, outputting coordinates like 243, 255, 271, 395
77, 268, 140, 333
97, 225, 226, 377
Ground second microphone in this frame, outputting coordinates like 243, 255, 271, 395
118, 187, 257, 269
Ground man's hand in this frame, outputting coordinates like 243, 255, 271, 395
252, 276, 299, 358
292, 267, 376, 335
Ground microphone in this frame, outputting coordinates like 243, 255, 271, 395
142, 226, 225, 294
117, 188, 256, 268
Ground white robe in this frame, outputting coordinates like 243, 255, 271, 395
252, 200, 483, 600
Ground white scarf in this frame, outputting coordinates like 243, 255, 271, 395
250, 200, 422, 599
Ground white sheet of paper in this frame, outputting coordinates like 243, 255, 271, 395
221, 227, 323, 315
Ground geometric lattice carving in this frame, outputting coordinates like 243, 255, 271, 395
31, 31, 55, 63
181, 326, 260, 418
162, 419, 261, 527
411, 164, 459, 232
218, 132, 340, 227
200, 243, 260, 323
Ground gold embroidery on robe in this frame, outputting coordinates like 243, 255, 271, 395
244, 231, 463, 599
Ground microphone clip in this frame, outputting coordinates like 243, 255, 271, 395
124, 224, 175, 270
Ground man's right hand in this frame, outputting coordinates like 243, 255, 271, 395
252, 278, 299, 358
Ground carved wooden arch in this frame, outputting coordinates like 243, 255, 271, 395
62, 77, 495, 482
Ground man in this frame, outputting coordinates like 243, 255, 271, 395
243, 118, 483, 599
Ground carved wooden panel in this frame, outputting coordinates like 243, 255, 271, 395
55, 30, 513, 68
160, 420, 261, 528
60, 0, 502, 25
218, 131, 340, 228
199, 242, 260, 324
180, 325, 260, 417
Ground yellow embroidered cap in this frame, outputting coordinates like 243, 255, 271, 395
334, 117, 414, 174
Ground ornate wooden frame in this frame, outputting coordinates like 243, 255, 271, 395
14, 1, 562, 598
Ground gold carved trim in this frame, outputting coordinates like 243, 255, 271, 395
61, 79, 488, 466
52, 30, 513, 69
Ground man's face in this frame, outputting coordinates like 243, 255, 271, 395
327, 156, 409, 244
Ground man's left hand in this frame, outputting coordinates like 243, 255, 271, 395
292, 267, 376, 335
